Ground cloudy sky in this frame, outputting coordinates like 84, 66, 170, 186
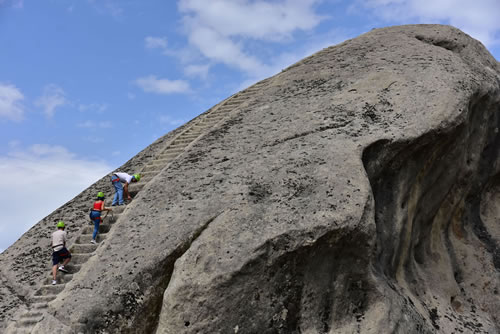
1, 0, 499, 252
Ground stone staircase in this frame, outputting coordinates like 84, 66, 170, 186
6, 79, 270, 333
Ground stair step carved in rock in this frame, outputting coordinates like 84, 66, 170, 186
70, 244, 98, 254
158, 152, 181, 160
70, 254, 94, 265
35, 284, 66, 296
30, 295, 57, 303
20, 311, 43, 320
19, 316, 44, 326
31, 303, 49, 310
141, 165, 162, 173
77, 235, 103, 245
129, 183, 146, 193
148, 158, 175, 167
44, 274, 73, 285
109, 205, 126, 214
64, 264, 82, 273
83, 224, 111, 234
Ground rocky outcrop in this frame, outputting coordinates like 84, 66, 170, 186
1, 24, 499, 333
0, 118, 190, 331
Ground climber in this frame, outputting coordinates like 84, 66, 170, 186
51, 221, 71, 285
89, 192, 112, 244
110, 172, 141, 206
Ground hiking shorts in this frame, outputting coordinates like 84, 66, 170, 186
52, 247, 71, 265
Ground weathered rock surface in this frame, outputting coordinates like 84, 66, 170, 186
1, 24, 499, 333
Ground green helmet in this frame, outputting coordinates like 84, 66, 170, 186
97, 192, 105, 198
57, 221, 65, 228
133, 173, 141, 182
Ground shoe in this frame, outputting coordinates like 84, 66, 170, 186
90, 239, 96, 244
52, 280, 57, 285
58, 266, 68, 273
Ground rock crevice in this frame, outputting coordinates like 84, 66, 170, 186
362, 90, 500, 332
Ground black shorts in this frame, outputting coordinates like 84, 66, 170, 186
52, 247, 71, 265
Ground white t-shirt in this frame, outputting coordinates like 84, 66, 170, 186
114, 172, 133, 184
52, 230, 67, 252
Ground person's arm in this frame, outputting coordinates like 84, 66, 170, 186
102, 200, 112, 211
124, 182, 132, 200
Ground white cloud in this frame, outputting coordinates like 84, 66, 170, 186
165, 46, 204, 65
0, 82, 25, 121
178, 0, 325, 76
187, 24, 270, 75
357, 0, 500, 47
28, 144, 71, 157
145, 36, 168, 49
135, 75, 190, 94
0, 144, 112, 252
35, 84, 67, 118
184, 64, 211, 79
179, 0, 324, 41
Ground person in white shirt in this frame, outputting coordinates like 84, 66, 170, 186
51, 221, 71, 285
110, 172, 141, 206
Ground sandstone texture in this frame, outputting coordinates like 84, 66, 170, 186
1, 24, 499, 333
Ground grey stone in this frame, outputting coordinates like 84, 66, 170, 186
1, 24, 500, 333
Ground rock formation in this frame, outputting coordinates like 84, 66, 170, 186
1, 24, 499, 333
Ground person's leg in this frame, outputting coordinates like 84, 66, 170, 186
112, 182, 119, 205
92, 220, 99, 240
52, 252, 59, 283
57, 248, 70, 272
91, 214, 101, 241
116, 182, 124, 205
62, 256, 71, 266
52, 264, 57, 281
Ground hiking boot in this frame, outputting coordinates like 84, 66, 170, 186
58, 266, 68, 273
52, 280, 57, 285
90, 239, 96, 244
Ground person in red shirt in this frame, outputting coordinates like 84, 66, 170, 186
89, 192, 112, 244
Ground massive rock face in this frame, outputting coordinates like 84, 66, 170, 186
1, 24, 499, 333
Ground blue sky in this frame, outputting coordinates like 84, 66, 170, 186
1, 0, 499, 252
